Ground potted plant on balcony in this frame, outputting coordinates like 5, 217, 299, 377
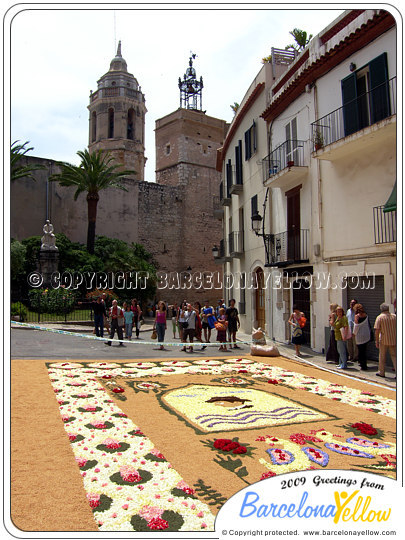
314, 130, 324, 151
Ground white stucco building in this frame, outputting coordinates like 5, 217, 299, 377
215, 9, 397, 358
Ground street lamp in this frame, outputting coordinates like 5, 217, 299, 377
251, 211, 263, 235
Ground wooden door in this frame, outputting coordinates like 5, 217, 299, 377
286, 185, 301, 261
255, 268, 266, 330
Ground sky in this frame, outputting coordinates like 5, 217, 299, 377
9, 5, 345, 182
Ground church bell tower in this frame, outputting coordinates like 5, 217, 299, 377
88, 41, 147, 181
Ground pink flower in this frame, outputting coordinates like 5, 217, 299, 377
120, 465, 142, 483
75, 457, 87, 467
68, 433, 77, 441
87, 493, 100, 508
103, 438, 121, 449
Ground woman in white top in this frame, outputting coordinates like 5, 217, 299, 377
352, 303, 371, 371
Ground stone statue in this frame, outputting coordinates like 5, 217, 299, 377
40, 220, 58, 251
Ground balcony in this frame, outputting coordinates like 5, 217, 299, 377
264, 229, 309, 267
213, 196, 223, 219
219, 181, 231, 207
373, 205, 396, 244
311, 77, 396, 161
262, 140, 308, 187
213, 239, 231, 264
228, 231, 244, 257
229, 165, 243, 195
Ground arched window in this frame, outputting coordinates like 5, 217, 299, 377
91, 111, 97, 142
108, 108, 114, 138
127, 108, 135, 140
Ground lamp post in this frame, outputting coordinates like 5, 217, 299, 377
251, 188, 273, 267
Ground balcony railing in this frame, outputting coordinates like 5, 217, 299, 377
311, 77, 396, 151
228, 231, 244, 256
214, 239, 231, 263
219, 181, 231, 206
373, 206, 396, 244
265, 229, 309, 266
262, 140, 306, 182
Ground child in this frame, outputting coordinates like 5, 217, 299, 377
216, 307, 228, 351
124, 304, 134, 340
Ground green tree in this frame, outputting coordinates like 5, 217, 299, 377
11, 140, 44, 182
49, 149, 133, 254
285, 28, 313, 51
11, 240, 27, 279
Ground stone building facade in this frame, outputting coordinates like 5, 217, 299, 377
11, 48, 229, 304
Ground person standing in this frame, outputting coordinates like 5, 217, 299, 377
288, 305, 306, 358
168, 302, 179, 339
226, 299, 240, 349
346, 299, 359, 363
105, 299, 125, 346
326, 303, 339, 363
124, 304, 134, 340
374, 303, 396, 378
193, 301, 207, 351
130, 299, 142, 339
92, 296, 107, 338
154, 301, 167, 350
101, 292, 111, 334
333, 306, 349, 369
216, 307, 228, 351
352, 303, 371, 371
177, 301, 187, 342
181, 303, 196, 353
201, 300, 216, 343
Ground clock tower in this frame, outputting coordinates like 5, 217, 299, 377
88, 41, 147, 181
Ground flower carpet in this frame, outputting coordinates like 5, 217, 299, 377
11, 356, 396, 532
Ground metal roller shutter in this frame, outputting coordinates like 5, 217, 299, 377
345, 275, 385, 362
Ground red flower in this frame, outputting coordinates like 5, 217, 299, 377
233, 446, 247, 454
223, 442, 240, 452
238, 370, 248, 373
267, 379, 279, 385
213, 439, 232, 450
112, 387, 125, 393
148, 518, 169, 530
102, 375, 112, 379
261, 471, 276, 480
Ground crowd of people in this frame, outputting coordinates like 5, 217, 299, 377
152, 298, 241, 352
326, 299, 396, 377
86, 293, 396, 376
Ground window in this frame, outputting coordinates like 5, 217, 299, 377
244, 120, 257, 160
251, 194, 258, 218
235, 140, 243, 185
226, 159, 232, 197
108, 108, 114, 138
127, 108, 135, 140
91, 111, 97, 142
285, 117, 298, 164
342, 53, 390, 136
165, 144, 171, 155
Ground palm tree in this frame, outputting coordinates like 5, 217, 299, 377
285, 28, 313, 51
11, 140, 44, 182
50, 149, 133, 254
230, 102, 240, 115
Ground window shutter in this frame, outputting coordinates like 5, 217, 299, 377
238, 140, 243, 184
369, 53, 390, 123
251, 195, 258, 218
341, 73, 359, 136
252, 121, 257, 152
244, 130, 250, 160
